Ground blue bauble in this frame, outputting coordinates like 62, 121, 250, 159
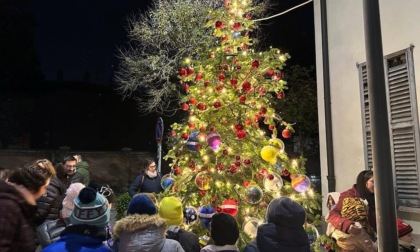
161, 174, 175, 190
198, 205, 215, 229
186, 131, 200, 151
183, 206, 198, 226
233, 31, 241, 38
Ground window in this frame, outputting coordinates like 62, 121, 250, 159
358, 46, 420, 208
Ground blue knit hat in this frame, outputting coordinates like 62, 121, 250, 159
70, 187, 110, 228
127, 194, 157, 215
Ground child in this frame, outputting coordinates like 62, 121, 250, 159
201, 213, 239, 252
397, 219, 418, 252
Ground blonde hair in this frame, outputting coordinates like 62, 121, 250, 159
35, 159, 57, 178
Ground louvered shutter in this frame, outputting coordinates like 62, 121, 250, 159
385, 49, 420, 208
358, 64, 373, 169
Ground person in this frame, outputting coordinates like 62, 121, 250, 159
327, 170, 376, 235
243, 197, 310, 252
33, 159, 67, 227
128, 158, 163, 196
159, 196, 200, 252
397, 219, 417, 252
201, 212, 240, 252
0, 164, 51, 252
36, 183, 85, 248
42, 187, 112, 252
113, 194, 184, 252
73, 153, 90, 185
0, 166, 10, 181
63, 155, 84, 187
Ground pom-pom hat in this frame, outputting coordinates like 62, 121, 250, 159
397, 219, 413, 238
70, 187, 110, 228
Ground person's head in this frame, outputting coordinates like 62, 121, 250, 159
62, 182, 85, 218
63, 155, 77, 176
70, 187, 110, 228
8, 164, 51, 200
159, 196, 183, 226
210, 212, 239, 246
54, 163, 67, 182
127, 193, 157, 215
398, 219, 413, 244
73, 154, 82, 163
356, 170, 374, 198
142, 158, 157, 174
266, 197, 306, 227
88, 181, 115, 207
35, 159, 57, 178
0, 166, 10, 181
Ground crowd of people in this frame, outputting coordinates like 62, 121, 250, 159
0, 156, 418, 252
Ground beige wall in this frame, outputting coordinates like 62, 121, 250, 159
314, 0, 420, 232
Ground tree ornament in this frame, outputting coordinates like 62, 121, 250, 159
245, 185, 263, 204
263, 173, 283, 192
223, 65, 229, 71
161, 174, 175, 189
236, 65, 242, 70
242, 81, 252, 93
292, 175, 311, 192
236, 130, 247, 139
187, 67, 194, 75
179, 68, 187, 77
269, 138, 285, 152
259, 107, 267, 115
197, 103, 207, 111
181, 132, 189, 140
281, 169, 290, 177
195, 172, 211, 190
217, 164, 224, 171
216, 84, 224, 92
220, 199, 238, 216
305, 223, 320, 245
259, 87, 267, 95
189, 97, 198, 105
206, 130, 222, 151
251, 60, 260, 68
260, 146, 279, 165
198, 205, 215, 229
244, 158, 251, 166
267, 69, 275, 75
268, 125, 275, 131
242, 44, 248, 51
183, 206, 198, 225
277, 91, 285, 99
229, 164, 238, 173
215, 20, 223, 29
234, 124, 244, 132
246, 13, 253, 20
195, 73, 203, 82
230, 78, 238, 86
221, 35, 227, 41
239, 95, 246, 103
209, 52, 215, 58
233, 31, 241, 38
199, 190, 206, 196
235, 161, 241, 167
184, 84, 190, 91
187, 131, 200, 151
222, 149, 229, 156
282, 129, 291, 139
243, 181, 249, 187
188, 122, 195, 129
204, 80, 210, 87
171, 130, 176, 137
243, 217, 260, 239
232, 22, 241, 30
199, 125, 207, 132
213, 101, 222, 109
174, 168, 181, 175
219, 73, 225, 81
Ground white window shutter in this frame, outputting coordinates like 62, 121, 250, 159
358, 64, 373, 169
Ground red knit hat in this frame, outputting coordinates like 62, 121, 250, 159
397, 219, 413, 238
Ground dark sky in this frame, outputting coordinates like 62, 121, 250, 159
32, 0, 314, 85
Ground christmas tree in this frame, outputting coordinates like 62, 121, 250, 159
162, 0, 323, 249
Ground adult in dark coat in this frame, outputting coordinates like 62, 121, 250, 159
33, 159, 66, 227
243, 197, 310, 252
128, 158, 163, 196
0, 164, 51, 252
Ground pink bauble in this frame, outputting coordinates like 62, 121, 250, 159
206, 130, 222, 151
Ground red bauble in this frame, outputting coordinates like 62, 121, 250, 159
268, 125, 275, 131
188, 122, 195, 129
232, 22, 241, 30
236, 130, 247, 139
189, 97, 198, 105
234, 124, 244, 132
242, 44, 248, 51
217, 164, 224, 171
181, 103, 189, 111
239, 95, 246, 103
242, 81, 252, 93
199, 125, 207, 131
221, 35, 228, 41
259, 87, 267, 95
260, 107, 267, 114
184, 84, 190, 91
268, 174, 275, 180
213, 101, 222, 109
282, 129, 291, 139
219, 73, 225, 82
209, 52, 215, 58
246, 13, 252, 19
171, 130, 176, 136
175, 168, 181, 175
222, 149, 229, 156
252, 60, 260, 68
277, 91, 285, 99
181, 133, 189, 140
235, 155, 241, 160
281, 169, 290, 176
204, 80, 210, 87
267, 69, 275, 75
187, 67, 194, 75
179, 68, 187, 77
223, 65, 229, 71
197, 103, 207, 111
215, 20, 223, 29
199, 190, 206, 196
173, 186, 178, 192
216, 84, 224, 92
229, 164, 238, 173
254, 114, 261, 121
220, 199, 238, 216
195, 73, 203, 82
230, 79, 238, 86
244, 119, 251, 125
236, 65, 242, 70
244, 159, 251, 166
235, 161, 241, 167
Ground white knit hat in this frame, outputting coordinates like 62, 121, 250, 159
62, 183, 85, 218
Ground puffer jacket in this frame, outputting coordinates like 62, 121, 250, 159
76, 160, 90, 185
113, 214, 184, 252
33, 177, 66, 226
36, 217, 70, 248
0, 181, 38, 252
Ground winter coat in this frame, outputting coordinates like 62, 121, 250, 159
33, 177, 66, 226
113, 214, 184, 252
36, 217, 70, 248
66, 172, 84, 188
399, 240, 417, 252
76, 160, 90, 186
166, 225, 200, 252
200, 244, 239, 252
42, 224, 111, 252
0, 181, 38, 252
128, 172, 163, 196
243, 197, 310, 252
327, 185, 376, 233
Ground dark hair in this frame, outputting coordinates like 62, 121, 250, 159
8, 164, 51, 193
55, 163, 67, 182
356, 170, 375, 209
141, 158, 156, 173
0, 167, 10, 181
63, 155, 77, 163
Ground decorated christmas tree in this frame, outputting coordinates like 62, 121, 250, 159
162, 0, 323, 249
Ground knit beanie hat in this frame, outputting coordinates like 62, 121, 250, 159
159, 196, 183, 226
266, 197, 306, 227
211, 212, 239, 246
70, 187, 110, 228
62, 183, 85, 218
397, 219, 413, 238
127, 194, 157, 215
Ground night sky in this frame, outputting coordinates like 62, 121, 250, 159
32, 0, 315, 85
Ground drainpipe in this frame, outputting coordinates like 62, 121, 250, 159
320, 0, 336, 192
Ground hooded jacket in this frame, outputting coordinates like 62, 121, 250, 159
243, 197, 310, 252
76, 160, 90, 186
113, 214, 184, 252
33, 177, 66, 226
0, 181, 38, 252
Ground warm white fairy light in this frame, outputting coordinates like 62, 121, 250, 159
189, 115, 196, 121
280, 55, 287, 61
291, 159, 298, 168
259, 130, 265, 136
290, 194, 296, 200
276, 50, 280, 54
308, 189, 314, 197
210, 168, 215, 173
276, 192, 281, 198
216, 181, 221, 188
246, 208, 250, 214
185, 58, 191, 64
202, 155, 209, 162
242, 51, 247, 56
226, 182, 231, 187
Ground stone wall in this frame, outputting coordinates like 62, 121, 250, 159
0, 149, 167, 192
